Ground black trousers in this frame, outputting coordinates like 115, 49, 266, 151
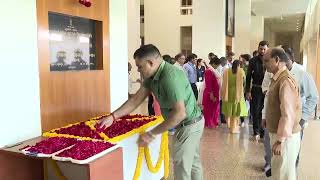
191, 83, 198, 100
220, 100, 226, 123
296, 120, 305, 167
240, 117, 245, 123
250, 86, 265, 136
148, 94, 155, 116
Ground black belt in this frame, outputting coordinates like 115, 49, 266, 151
252, 84, 262, 88
175, 115, 203, 129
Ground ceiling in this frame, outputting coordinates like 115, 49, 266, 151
264, 13, 305, 32
252, 0, 310, 33
252, 0, 310, 18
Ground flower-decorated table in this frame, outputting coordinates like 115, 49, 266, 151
0, 114, 169, 180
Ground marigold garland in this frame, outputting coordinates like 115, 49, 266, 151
44, 115, 164, 143
144, 132, 167, 173
107, 117, 164, 143
41, 114, 169, 179
133, 147, 144, 180
42, 132, 95, 141
133, 132, 170, 180
164, 140, 170, 179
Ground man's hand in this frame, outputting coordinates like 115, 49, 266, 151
137, 132, 155, 147
246, 92, 252, 101
261, 119, 266, 128
98, 116, 114, 129
272, 141, 282, 156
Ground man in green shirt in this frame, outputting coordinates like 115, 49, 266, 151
99, 44, 204, 180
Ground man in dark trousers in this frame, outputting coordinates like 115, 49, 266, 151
245, 40, 268, 141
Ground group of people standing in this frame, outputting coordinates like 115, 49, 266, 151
172, 50, 251, 134
100, 42, 318, 180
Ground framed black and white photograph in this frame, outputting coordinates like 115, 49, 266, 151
48, 12, 102, 71
226, 0, 235, 37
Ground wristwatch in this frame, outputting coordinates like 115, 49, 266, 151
275, 140, 282, 145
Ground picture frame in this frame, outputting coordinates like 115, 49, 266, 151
48, 12, 103, 71
226, 0, 235, 37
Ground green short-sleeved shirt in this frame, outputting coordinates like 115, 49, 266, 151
144, 61, 201, 123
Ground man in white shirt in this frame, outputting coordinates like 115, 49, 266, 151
226, 52, 234, 68
219, 56, 228, 124
128, 62, 141, 98
219, 57, 229, 74
174, 53, 186, 71
128, 62, 134, 96
261, 71, 273, 176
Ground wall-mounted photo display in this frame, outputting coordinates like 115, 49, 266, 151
226, 0, 235, 37
49, 12, 103, 71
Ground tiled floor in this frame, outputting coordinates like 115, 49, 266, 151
168, 120, 320, 180
134, 102, 320, 179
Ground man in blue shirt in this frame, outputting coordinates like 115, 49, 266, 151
282, 46, 319, 168
183, 54, 198, 100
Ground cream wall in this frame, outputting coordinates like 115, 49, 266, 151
0, 0, 130, 147
193, 0, 226, 59
0, 0, 41, 148
301, 0, 320, 71
306, 40, 318, 81
264, 22, 276, 47
301, 0, 320, 105
274, 32, 303, 63
233, 0, 251, 57
250, 16, 264, 53
144, 0, 181, 56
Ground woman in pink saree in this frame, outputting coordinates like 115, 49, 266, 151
202, 58, 221, 128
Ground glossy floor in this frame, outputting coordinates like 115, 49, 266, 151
134, 102, 320, 179
167, 120, 320, 180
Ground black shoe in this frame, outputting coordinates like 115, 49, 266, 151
265, 169, 271, 177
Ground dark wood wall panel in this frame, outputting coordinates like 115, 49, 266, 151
37, 0, 110, 131
226, 36, 233, 52
0, 152, 43, 180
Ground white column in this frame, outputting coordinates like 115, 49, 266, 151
0, 0, 41, 147
127, 0, 141, 94
250, 16, 264, 53
233, 0, 251, 57
193, 0, 226, 59
109, 0, 130, 110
